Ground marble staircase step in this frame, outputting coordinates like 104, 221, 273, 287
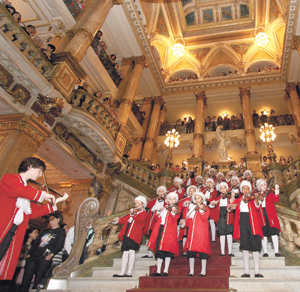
113, 258, 155, 268
92, 266, 149, 278
231, 256, 285, 267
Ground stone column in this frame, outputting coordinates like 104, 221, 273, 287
116, 57, 134, 102
118, 56, 149, 126
64, 0, 122, 62
0, 114, 51, 177
141, 97, 164, 163
129, 97, 153, 162
239, 87, 257, 154
152, 104, 167, 165
239, 87, 262, 176
292, 35, 300, 55
284, 93, 294, 121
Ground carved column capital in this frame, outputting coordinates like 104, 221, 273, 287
0, 114, 52, 144
120, 99, 133, 106
145, 137, 155, 143
284, 93, 290, 101
66, 30, 75, 38
239, 87, 251, 99
133, 55, 149, 68
161, 105, 167, 113
111, 0, 122, 5
194, 91, 207, 104
292, 35, 300, 51
285, 82, 297, 94
75, 28, 94, 42
153, 96, 164, 105
297, 127, 300, 138
121, 57, 134, 66
143, 97, 153, 105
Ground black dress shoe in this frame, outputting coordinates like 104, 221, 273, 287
198, 273, 206, 277
255, 274, 264, 278
150, 272, 161, 276
162, 272, 168, 276
218, 254, 225, 256
241, 273, 250, 277
187, 274, 194, 276
275, 253, 282, 257
141, 255, 153, 258
124, 274, 132, 277
113, 274, 125, 277
228, 253, 235, 257
263, 253, 269, 257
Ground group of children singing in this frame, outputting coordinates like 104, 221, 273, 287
111, 168, 281, 279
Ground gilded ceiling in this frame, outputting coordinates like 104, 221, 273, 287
140, 0, 287, 82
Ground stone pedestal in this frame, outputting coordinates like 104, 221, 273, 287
265, 162, 285, 186
187, 157, 203, 175
245, 153, 263, 178
217, 161, 231, 174
158, 169, 175, 188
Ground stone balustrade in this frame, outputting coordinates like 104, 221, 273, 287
283, 159, 300, 185
0, 4, 54, 78
70, 90, 120, 140
53, 196, 129, 278
123, 158, 159, 190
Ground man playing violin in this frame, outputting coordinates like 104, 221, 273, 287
256, 179, 281, 257
0, 157, 68, 282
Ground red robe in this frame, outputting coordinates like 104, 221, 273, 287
260, 192, 281, 230
206, 189, 218, 221
183, 177, 196, 187
184, 209, 211, 256
0, 174, 54, 280
118, 210, 147, 244
143, 198, 166, 236
232, 198, 264, 240
210, 192, 234, 225
147, 210, 180, 257
178, 199, 192, 240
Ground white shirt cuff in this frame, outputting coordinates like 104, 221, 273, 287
38, 191, 46, 203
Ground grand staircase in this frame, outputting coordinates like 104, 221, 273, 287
42, 236, 300, 292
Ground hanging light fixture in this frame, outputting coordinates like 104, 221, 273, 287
260, 123, 277, 162
164, 129, 180, 169
255, 32, 269, 47
172, 43, 185, 57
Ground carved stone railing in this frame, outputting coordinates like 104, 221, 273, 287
53, 196, 129, 278
0, 4, 54, 78
70, 90, 120, 140
283, 159, 300, 185
123, 158, 159, 190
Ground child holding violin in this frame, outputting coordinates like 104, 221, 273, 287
256, 179, 281, 257
178, 185, 197, 254
112, 196, 147, 277
209, 182, 235, 256
180, 192, 210, 277
242, 170, 254, 188
148, 192, 180, 276
195, 175, 205, 192
228, 181, 264, 278
142, 186, 167, 258
204, 178, 218, 242
231, 175, 241, 199
171, 177, 185, 200
215, 172, 225, 191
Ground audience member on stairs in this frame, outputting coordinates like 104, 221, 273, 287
256, 179, 282, 257
112, 196, 147, 277
204, 178, 218, 242
210, 182, 235, 257
229, 181, 264, 278
142, 186, 167, 259
147, 192, 180, 277
180, 192, 210, 277
178, 185, 197, 255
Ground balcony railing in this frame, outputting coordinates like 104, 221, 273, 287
0, 4, 54, 78
90, 38, 122, 87
63, 0, 83, 19
70, 90, 120, 139
159, 115, 294, 135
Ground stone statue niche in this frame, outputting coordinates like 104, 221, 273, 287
216, 125, 231, 162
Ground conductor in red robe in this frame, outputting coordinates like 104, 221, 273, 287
0, 157, 66, 282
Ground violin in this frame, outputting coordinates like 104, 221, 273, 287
242, 194, 256, 203
194, 202, 207, 212
166, 204, 180, 214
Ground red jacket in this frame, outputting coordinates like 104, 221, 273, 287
205, 189, 217, 222
210, 192, 234, 225
0, 174, 54, 280
184, 209, 211, 255
143, 198, 166, 236
178, 200, 192, 240
260, 192, 281, 231
118, 210, 147, 244
184, 177, 196, 187
147, 210, 180, 256
232, 198, 264, 240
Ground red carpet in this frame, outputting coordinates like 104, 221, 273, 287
127, 238, 231, 292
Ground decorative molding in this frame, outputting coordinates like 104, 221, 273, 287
239, 86, 251, 98
193, 133, 204, 139
285, 82, 297, 93
75, 28, 94, 42
194, 91, 207, 103
291, 35, 300, 51
245, 129, 255, 135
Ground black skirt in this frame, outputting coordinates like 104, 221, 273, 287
217, 207, 233, 236
262, 208, 280, 237
239, 212, 261, 252
155, 225, 174, 259
121, 223, 140, 252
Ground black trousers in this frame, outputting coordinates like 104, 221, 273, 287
19, 256, 52, 292
0, 224, 17, 262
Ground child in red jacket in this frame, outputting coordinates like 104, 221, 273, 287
229, 181, 264, 278
148, 192, 180, 276
256, 179, 281, 257
112, 196, 147, 277
180, 192, 210, 276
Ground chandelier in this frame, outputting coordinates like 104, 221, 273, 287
172, 43, 185, 57
164, 129, 180, 169
255, 32, 269, 47
260, 123, 276, 143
